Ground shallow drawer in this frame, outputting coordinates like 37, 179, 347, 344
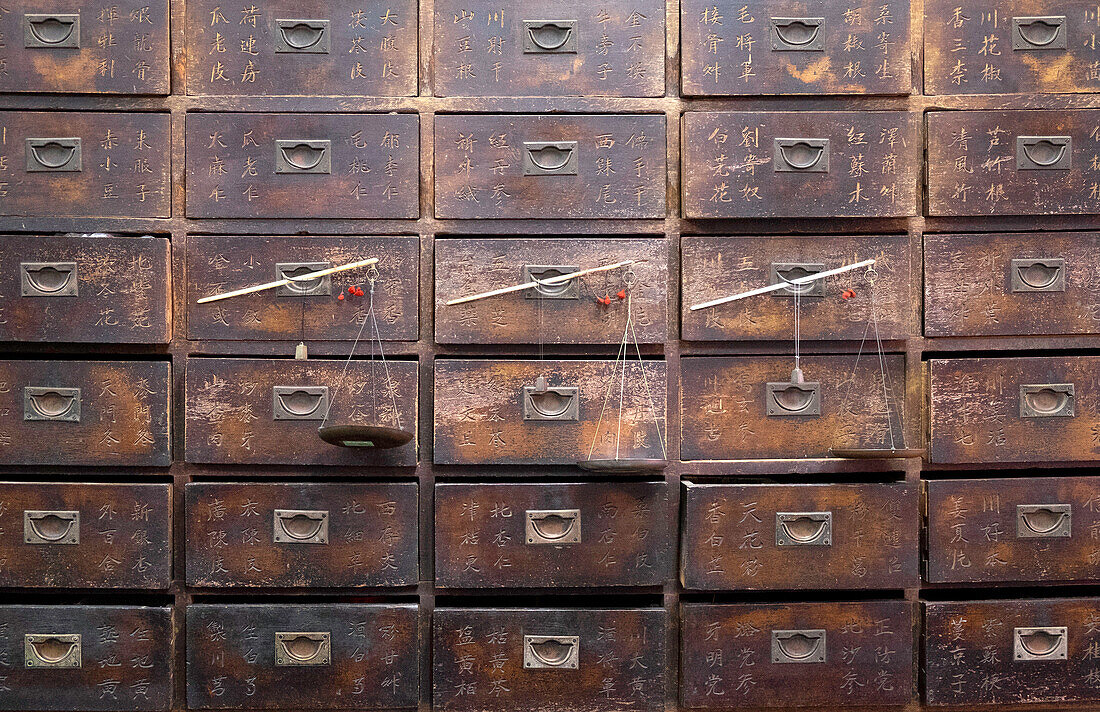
186, 603, 418, 709
185, 112, 419, 219
680, 355, 911, 460
925, 232, 1100, 337
681, 0, 912, 95
434, 114, 667, 219
681, 482, 918, 590
682, 601, 914, 708
435, 482, 672, 588
0, 1, 170, 94
433, 607, 667, 712
0, 235, 170, 343
0, 360, 171, 466
433, 0, 664, 97
0, 605, 172, 711
682, 111, 919, 218
924, 598, 1100, 705
929, 356, 1100, 464
185, 482, 417, 588
435, 237, 667, 344
186, 235, 418, 342
184, 357, 417, 466
681, 235, 913, 341
0, 111, 171, 218
433, 359, 667, 465
183, 0, 417, 96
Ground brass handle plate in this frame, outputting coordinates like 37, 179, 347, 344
1014, 626, 1067, 660
1016, 504, 1071, 538
273, 509, 329, 544
274, 632, 331, 666
522, 385, 579, 421
523, 265, 581, 300
24, 634, 81, 668
21, 262, 79, 297
25, 138, 82, 172
274, 140, 332, 174
523, 635, 579, 669
1020, 383, 1074, 417
1017, 136, 1071, 170
24, 386, 81, 422
23, 13, 80, 48
523, 20, 578, 53
766, 381, 821, 416
769, 262, 826, 298
274, 19, 330, 53
774, 138, 829, 172
525, 509, 581, 544
775, 511, 832, 546
771, 629, 826, 663
276, 262, 332, 297
23, 510, 80, 545
1012, 16, 1067, 50
273, 386, 330, 421
770, 17, 825, 51
522, 141, 579, 176
1011, 258, 1065, 293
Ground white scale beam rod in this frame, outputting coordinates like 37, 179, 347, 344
196, 257, 380, 304
689, 259, 876, 312
445, 260, 636, 306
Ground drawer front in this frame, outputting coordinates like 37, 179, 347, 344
682, 0, 912, 95
186, 235, 418, 342
680, 355, 910, 460
928, 110, 1100, 216
924, 598, 1100, 705
0, 605, 172, 711
184, 357, 417, 466
925, 232, 1100, 337
0, 235, 170, 344
433, 0, 664, 97
0, 1, 170, 94
929, 356, 1100, 464
682, 235, 913, 341
185, 113, 419, 219
926, 0, 1100, 94
926, 477, 1100, 584
184, 0, 417, 96
682, 111, 919, 218
682, 601, 914, 708
185, 482, 418, 588
0, 112, 170, 218
0, 360, 171, 466
435, 482, 672, 588
433, 359, 667, 465
433, 607, 667, 712
681, 482, 918, 590
186, 604, 418, 709
435, 237, 667, 344
434, 114, 667, 219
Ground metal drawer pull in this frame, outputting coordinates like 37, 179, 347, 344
770, 262, 826, 298
774, 138, 829, 172
24, 634, 81, 668
523, 378, 579, 421
770, 17, 824, 51
1014, 627, 1067, 660
274, 632, 331, 666
25, 138, 81, 172
272, 386, 329, 420
24, 510, 79, 545
1017, 136, 1071, 170
21, 262, 79, 297
1011, 258, 1065, 293
1013, 16, 1066, 49
23, 13, 80, 48
1016, 504, 1071, 538
766, 381, 821, 416
776, 512, 832, 546
771, 629, 826, 663
273, 509, 329, 544
275, 19, 330, 53
1020, 383, 1074, 417
522, 141, 579, 176
24, 387, 81, 422
523, 20, 578, 53
276, 262, 332, 297
524, 635, 579, 669
523, 265, 581, 300
274, 140, 331, 174
526, 509, 581, 544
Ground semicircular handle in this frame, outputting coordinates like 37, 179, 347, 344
274, 140, 331, 174
280, 144, 326, 170
529, 145, 572, 171
273, 509, 329, 544
273, 386, 330, 421
280, 21, 325, 49
24, 510, 79, 544
523, 384, 579, 421
1011, 258, 1065, 292
1014, 626, 1067, 660
522, 141, 579, 176
26, 138, 81, 172
774, 138, 830, 173
779, 142, 825, 170
22, 263, 76, 296
1016, 503, 1071, 538
529, 22, 572, 50
524, 635, 580, 669
1023, 140, 1067, 167
1014, 16, 1065, 48
275, 632, 331, 666
1020, 383, 1074, 418
526, 509, 581, 544
771, 629, 826, 663
772, 18, 823, 48
24, 387, 81, 422
766, 381, 821, 416
776, 511, 832, 546
1017, 135, 1071, 170
24, 14, 80, 48
24, 634, 82, 668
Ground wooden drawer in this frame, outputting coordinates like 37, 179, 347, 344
682, 601, 914, 708
0, 235, 170, 344
929, 356, 1100, 464
681, 111, 919, 219
434, 114, 667, 219
186, 235, 418, 342
928, 110, 1100, 216
433, 359, 667, 465
681, 0, 912, 96
924, 598, 1100, 705
925, 0, 1100, 94
435, 482, 672, 588
185, 482, 418, 588
681, 482, 918, 590
435, 237, 667, 344
184, 357, 417, 466
433, 0, 664, 97
681, 235, 913, 341
0, 360, 171, 466
925, 232, 1100, 337
680, 355, 910, 460
186, 603, 418, 709
0, 605, 172, 711
433, 607, 667, 712
183, 0, 416, 96
0, 112, 170, 218
185, 113, 419, 219
0, 1, 170, 94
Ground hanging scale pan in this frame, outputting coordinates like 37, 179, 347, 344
828, 447, 925, 460
318, 424, 414, 449
577, 458, 668, 474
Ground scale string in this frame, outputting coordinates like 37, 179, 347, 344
840, 266, 898, 450
368, 275, 402, 429
319, 265, 383, 431
588, 285, 632, 461
627, 292, 667, 460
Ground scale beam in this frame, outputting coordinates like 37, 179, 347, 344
688, 259, 876, 311
196, 257, 380, 304
445, 260, 636, 306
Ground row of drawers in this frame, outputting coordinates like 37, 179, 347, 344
1, 478, 1096, 589
5, 109, 1100, 218
1, 599, 1097, 709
